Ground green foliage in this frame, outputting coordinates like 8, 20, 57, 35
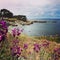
0, 9, 13, 18
0, 39, 12, 60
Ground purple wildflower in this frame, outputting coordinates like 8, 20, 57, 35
13, 39, 19, 44
17, 28, 21, 36
0, 20, 6, 26
12, 28, 16, 37
0, 35, 2, 42
11, 46, 17, 56
33, 43, 40, 53
12, 28, 23, 37
12, 39, 19, 46
17, 47, 22, 54
52, 47, 60, 60
0, 20, 8, 29
42, 40, 50, 47
0, 34, 6, 42
24, 44, 28, 49
0, 20, 8, 34
54, 47, 60, 57
11, 46, 22, 57
0, 20, 8, 42
52, 53, 59, 60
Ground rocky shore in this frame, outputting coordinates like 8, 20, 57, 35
4, 18, 57, 26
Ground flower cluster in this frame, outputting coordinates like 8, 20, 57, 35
33, 43, 41, 53
12, 28, 23, 37
11, 39, 22, 58
54, 47, 60, 57
23, 44, 28, 49
42, 40, 50, 48
52, 47, 60, 60
0, 20, 8, 42
11, 46, 22, 57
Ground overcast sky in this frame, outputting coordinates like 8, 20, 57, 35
0, 0, 60, 19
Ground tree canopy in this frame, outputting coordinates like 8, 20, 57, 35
0, 9, 13, 18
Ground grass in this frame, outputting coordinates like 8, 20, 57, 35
6, 33, 60, 60
0, 32, 60, 60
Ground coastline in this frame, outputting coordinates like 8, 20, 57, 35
4, 18, 57, 26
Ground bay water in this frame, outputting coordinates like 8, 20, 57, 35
8, 20, 60, 36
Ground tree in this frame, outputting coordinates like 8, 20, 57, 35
0, 9, 13, 18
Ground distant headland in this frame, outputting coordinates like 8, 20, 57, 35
0, 9, 58, 26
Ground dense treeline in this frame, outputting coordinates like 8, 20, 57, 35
0, 9, 13, 18
0, 9, 27, 22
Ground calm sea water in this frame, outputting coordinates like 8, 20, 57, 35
9, 20, 60, 36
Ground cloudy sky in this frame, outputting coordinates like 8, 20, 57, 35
0, 0, 60, 19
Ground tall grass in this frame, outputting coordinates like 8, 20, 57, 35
0, 20, 60, 60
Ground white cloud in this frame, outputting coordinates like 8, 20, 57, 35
0, 0, 59, 7
0, 0, 60, 19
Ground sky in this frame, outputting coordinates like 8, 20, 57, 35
0, 0, 60, 19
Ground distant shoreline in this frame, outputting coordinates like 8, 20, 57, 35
1, 18, 57, 26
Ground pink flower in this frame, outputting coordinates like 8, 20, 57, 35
12, 39, 19, 46
52, 47, 60, 60
11, 46, 22, 57
54, 47, 60, 56
12, 28, 23, 37
0, 35, 2, 42
33, 43, 40, 53
13, 39, 19, 44
24, 44, 28, 49
0, 20, 8, 34
42, 40, 50, 47
16, 28, 21, 36
12, 28, 16, 37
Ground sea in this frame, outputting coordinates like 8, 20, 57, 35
8, 20, 60, 36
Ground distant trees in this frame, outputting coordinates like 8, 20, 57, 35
0, 9, 13, 18
0, 9, 27, 22
13, 15, 27, 22
0, 11, 1, 17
